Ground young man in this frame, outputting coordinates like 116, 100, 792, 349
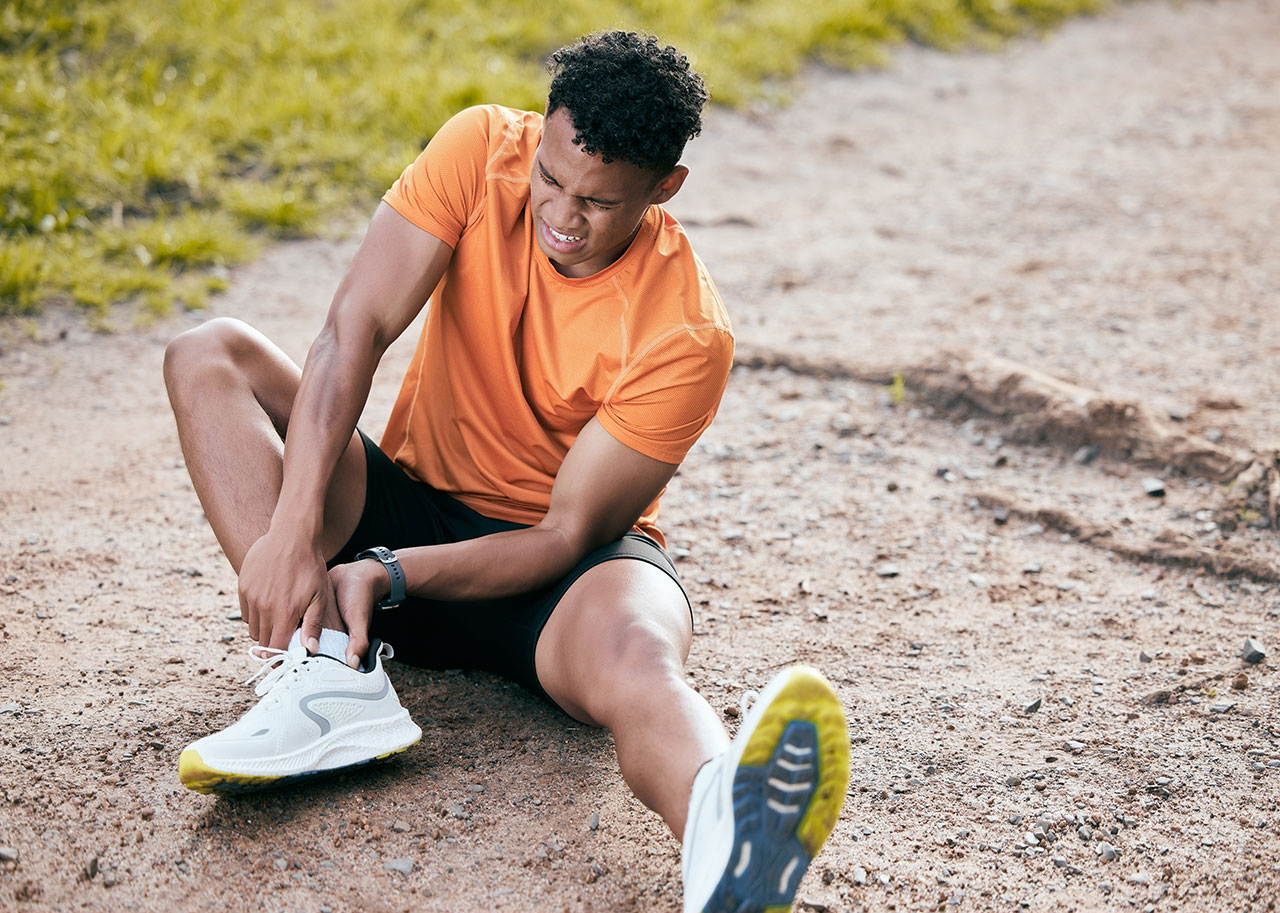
164, 31, 849, 912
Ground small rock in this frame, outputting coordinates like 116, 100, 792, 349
1005, 775, 1023, 788
853, 866, 867, 885
968, 573, 988, 589
589, 812, 600, 831
1139, 589, 1156, 601
1073, 444, 1101, 465
1052, 855, 1068, 868
226, 611, 242, 621
1204, 428, 1223, 443
1231, 673, 1248, 691
1141, 477, 1165, 497
1139, 651, 1153, 663
1023, 832, 1039, 847
1064, 740, 1085, 753
219, 634, 235, 643
391, 820, 410, 833
84, 856, 99, 880
1024, 698, 1041, 715
139, 807, 156, 821
1022, 562, 1042, 575
1242, 637, 1266, 664
0, 703, 20, 714
0, 847, 18, 863
875, 563, 900, 578
1208, 699, 1236, 714
1098, 842, 1118, 862
992, 506, 1010, 525
1078, 826, 1093, 841
384, 858, 414, 875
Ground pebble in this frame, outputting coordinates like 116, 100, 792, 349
1141, 477, 1165, 496
1078, 826, 1093, 841
1242, 637, 1266, 664
1139, 651, 1153, 663
1022, 562, 1042, 575
875, 563, 900, 578
1232, 673, 1248, 691
853, 866, 867, 885
219, 634, 235, 643
1005, 775, 1023, 788
1140, 589, 1156, 601
1024, 698, 1041, 714
589, 812, 600, 831
1208, 699, 1236, 714
0, 847, 18, 863
226, 612, 242, 621
1098, 842, 1118, 862
968, 573, 988, 589
391, 820, 410, 833
384, 858, 414, 875
1064, 740, 1085, 753
1073, 444, 1101, 465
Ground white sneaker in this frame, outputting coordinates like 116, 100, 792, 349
682, 665, 850, 913
179, 638, 421, 794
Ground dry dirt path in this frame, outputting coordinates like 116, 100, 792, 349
2, 1, 1279, 910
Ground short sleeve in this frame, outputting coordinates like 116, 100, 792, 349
382, 105, 493, 247
597, 324, 734, 464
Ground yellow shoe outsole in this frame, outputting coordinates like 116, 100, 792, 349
738, 665, 851, 858
178, 736, 420, 795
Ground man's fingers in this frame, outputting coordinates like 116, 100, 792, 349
346, 627, 370, 670
299, 598, 326, 655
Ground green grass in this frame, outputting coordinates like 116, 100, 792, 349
1, 0, 1110, 320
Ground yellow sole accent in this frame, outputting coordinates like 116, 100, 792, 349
738, 665, 851, 858
179, 749, 282, 794
179, 735, 420, 794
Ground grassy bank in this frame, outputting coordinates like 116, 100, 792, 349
1, 0, 1109, 322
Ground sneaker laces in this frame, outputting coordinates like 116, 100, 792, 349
243, 645, 318, 697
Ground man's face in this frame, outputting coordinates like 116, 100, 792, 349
530, 107, 686, 279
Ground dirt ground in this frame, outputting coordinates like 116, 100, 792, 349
2, 0, 1279, 910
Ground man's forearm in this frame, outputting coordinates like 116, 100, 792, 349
272, 323, 378, 540
392, 524, 588, 603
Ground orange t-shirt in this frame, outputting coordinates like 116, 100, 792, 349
380, 105, 733, 545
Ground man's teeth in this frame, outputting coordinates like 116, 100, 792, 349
549, 226, 582, 243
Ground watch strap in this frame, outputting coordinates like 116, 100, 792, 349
354, 546, 406, 610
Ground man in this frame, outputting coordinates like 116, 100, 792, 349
164, 31, 849, 912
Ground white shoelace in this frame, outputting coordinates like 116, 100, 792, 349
243, 646, 316, 696
241, 642, 395, 696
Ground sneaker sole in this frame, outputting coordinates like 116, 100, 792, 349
179, 716, 422, 795
706, 665, 850, 912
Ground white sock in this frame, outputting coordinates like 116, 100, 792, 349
288, 628, 365, 671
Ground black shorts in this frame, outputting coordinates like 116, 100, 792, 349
329, 431, 689, 706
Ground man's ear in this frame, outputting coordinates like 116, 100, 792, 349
649, 165, 689, 205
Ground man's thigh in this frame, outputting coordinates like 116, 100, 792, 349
535, 555, 693, 726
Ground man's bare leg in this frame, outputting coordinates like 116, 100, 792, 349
163, 316, 365, 580
534, 560, 729, 836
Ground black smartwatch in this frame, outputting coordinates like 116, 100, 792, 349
354, 547, 406, 610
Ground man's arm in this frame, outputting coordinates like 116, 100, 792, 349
318, 417, 681, 663
240, 203, 453, 651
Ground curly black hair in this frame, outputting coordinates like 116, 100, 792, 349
546, 31, 708, 176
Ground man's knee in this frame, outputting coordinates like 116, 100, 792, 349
575, 615, 689, 719
163, 317, 257, 394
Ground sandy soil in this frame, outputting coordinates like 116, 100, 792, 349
2, 1, 1279, 910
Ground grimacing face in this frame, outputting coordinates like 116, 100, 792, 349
530, 107, 687, 278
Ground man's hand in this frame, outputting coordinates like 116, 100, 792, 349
238, 531, 337, 652
303, 558, 386, 668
